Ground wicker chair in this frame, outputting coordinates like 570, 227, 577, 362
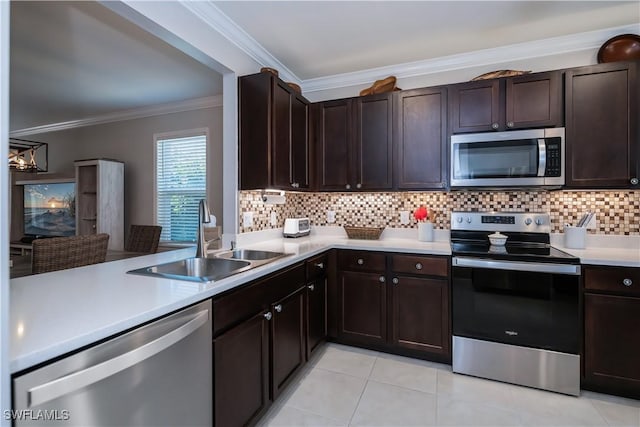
31, 233, 110, 274
125, 225, 162, 254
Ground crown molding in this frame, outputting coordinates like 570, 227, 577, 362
301, 24, 640, 93
181, 2, 301, 85
10, 95, 223, 137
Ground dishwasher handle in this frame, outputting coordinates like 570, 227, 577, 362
27, 309, 209, 408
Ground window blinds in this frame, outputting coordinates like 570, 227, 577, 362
156, 134, 207, 242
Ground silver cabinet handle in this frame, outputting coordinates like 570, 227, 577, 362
392, 277, 399, 285
345, 184, 351, 190
28, 309, 209, 408
507, 121, 514, 128
308, 284, 315, 291
264, 312, 272, 320
623, 278, 633, 287
356, 183, 362, 189
415, 262, 423, 270
491, 122, 499, 130
315, 262, 324, 269
379, 276, 385, 283
274, 304, 283, 313
357, 258, 364, 265
631, 178, 639, 185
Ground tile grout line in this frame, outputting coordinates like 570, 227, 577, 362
347, 353, 379, 426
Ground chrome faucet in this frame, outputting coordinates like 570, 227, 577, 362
196, 199, 217, 258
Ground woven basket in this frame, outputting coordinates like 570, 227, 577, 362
343, 226, 385, 240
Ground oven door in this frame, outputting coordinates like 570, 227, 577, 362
452, 257, 580, 354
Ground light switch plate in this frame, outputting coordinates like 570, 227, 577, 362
243, 212, 254, 227
270, 211, 277, 226
400, 211, 410, 225
327, 210, 336, 223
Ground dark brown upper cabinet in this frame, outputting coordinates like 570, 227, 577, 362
239, 72, 309, 190
394, 87, 448, 189
449, 71, 562, 133
314, 94, 393, 191
565, 61, 639, 189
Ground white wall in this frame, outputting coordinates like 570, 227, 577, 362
36, 106, 224, 231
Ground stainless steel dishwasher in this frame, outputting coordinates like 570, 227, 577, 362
13, 300, 212, 426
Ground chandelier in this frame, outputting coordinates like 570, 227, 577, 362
8, 138, 48, 172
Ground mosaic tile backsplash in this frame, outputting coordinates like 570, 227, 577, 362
239, 190, 640, 235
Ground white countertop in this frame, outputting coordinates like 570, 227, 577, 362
9, 227, 637, 374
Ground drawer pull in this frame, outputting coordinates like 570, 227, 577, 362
379, 276, 385, 283
274, 304, 283, 313
315, 262, 324, 269
623, 278, 633, 287
415, 262, 423, 270
263, 312, 272, 321
357, 258, 364, 265
392, 277, 399, 285
308, 284, 315, 291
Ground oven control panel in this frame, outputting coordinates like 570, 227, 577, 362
451, 212, 551, 233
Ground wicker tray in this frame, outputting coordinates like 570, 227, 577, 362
343, 226, 385, 240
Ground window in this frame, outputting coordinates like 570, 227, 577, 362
155, 131, 207, 242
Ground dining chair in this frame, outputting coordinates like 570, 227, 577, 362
125, 225, 162, 254
31, 233, 110, 274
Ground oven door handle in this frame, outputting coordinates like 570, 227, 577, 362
452, 257, 581, 275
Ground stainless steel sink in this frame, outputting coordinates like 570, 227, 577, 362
127, 257, 252, 283
215, 249, 288, 262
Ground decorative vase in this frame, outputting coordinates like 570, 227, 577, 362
418, 221, 434, 242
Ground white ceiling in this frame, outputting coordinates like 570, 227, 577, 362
9, 1, 640, 134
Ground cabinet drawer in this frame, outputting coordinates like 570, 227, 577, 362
584, 266, 640, 296
391, 254, 449, 278
306, 253, 328, 281
338, 250, 385, 272
213, 263, 305, 335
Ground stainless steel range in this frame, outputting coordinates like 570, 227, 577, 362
450, 211, 581, 396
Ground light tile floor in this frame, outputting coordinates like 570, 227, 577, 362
259, 343, 640, 427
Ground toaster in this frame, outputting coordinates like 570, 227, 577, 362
283, 218, 311, 238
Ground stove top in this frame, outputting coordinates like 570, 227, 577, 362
450, 211, 580, 264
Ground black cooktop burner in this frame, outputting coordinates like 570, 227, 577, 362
450, 240, 580, 264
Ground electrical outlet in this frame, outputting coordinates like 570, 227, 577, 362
270, 211, 277, 226
327, 210, 336, 223
400, 211, 410, 225
243, 212, 254, 228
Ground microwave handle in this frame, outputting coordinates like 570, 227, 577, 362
537, 139, 546, 177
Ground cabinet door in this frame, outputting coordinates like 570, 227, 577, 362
272, 80, 293, 189
339, 271, 387, 345
565, 62, 639, 188
449, 79, 500, 133
214, 311, 270, 427
354, 94, 393, 190
505, 71, 561, 130
584, 293, 640, 397
306, 276, 327, 359
291, 93, 309, 189
394, 87, 448, 189
315, 99, 353, 190
271, 286, 306, 400
390, 276, 450, 357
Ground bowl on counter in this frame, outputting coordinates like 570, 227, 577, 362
488, 232, 508, 246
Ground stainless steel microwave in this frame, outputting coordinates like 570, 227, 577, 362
450, 128, 565, 188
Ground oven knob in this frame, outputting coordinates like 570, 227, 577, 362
457, 217, 463, 223
524, 218, 533, 225
466, 217, 472, 224
535, 218, 544, 225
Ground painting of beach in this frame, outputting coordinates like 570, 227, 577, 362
23, 183, 76, 237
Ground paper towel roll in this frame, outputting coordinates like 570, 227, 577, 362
263, 195, 286, 204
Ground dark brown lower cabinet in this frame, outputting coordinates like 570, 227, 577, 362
306, 253, 328, 358
339, 270, 388, 346
584, 293, 640, 398
391, 275, 449, 356
271, 286, 306, 400
213, 312, 270, 427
